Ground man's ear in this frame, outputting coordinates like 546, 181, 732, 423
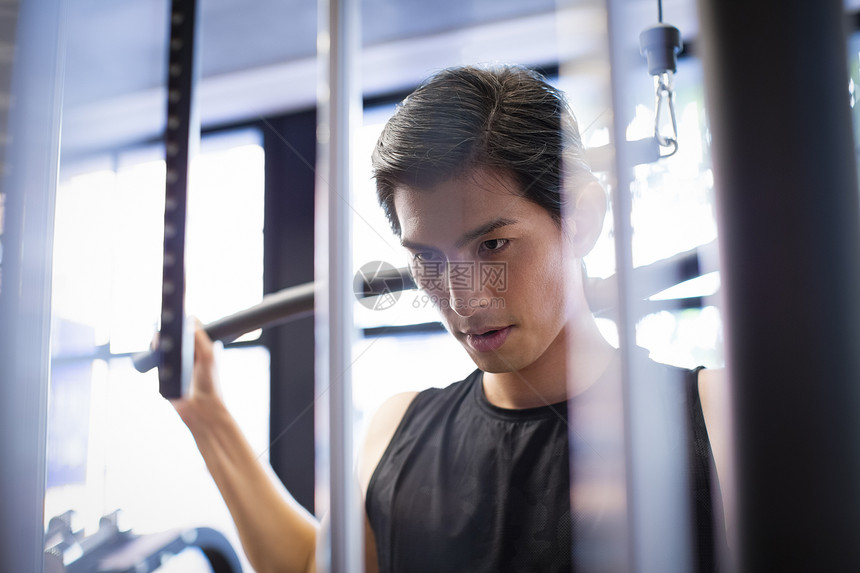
569, 180, 608, 257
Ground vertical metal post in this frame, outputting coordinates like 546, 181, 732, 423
697, 1, 860, 570
0, 1, 65, 571
315, 0, 362, 571
604, 1, 692, 571
561, 1, 633, 570
605, 0, 640, 563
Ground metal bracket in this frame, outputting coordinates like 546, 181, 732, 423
158, 0, 201, 399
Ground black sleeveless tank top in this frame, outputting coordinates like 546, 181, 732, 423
366, 363, 722, 573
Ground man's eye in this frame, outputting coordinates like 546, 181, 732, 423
481, 238, 508, 252
414, 251, 440, 262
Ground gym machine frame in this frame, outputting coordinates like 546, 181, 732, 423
3, 1, 859, 572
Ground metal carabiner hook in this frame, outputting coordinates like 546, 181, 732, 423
654, 71, 679, 157
641, 22, 682, 160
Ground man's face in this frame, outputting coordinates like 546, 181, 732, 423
394, 168, 569, 375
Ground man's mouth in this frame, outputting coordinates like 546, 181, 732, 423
465, 326, 512, 353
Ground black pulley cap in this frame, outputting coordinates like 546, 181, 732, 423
640, 23, 683, 75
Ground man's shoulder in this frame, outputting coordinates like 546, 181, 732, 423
359, 391, 420, 496
358, 370, 481, 496
410, 369, 480, 407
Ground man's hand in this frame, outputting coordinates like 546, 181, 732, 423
170, 323, 225, 429
159, 322, 320, 573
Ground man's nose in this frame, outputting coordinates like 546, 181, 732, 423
445, 262, 488, 318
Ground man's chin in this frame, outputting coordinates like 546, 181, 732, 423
464, 348, 519, 374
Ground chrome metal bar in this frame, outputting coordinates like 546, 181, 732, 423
0, 1, 64, 570
315, 0, 362, 570
606, 1, 693, 570
133, 266, 412, 373
131, 281, 316, 373
133, 247, 711, 373
587, 241, 717, 316
205, 282, 315, 342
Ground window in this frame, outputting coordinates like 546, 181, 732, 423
558, 58, 724, 369
46, 129, 267, 571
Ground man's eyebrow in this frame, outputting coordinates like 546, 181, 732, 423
455, 217, 518, 248
400, 237, 430, 251
400, 217, 518, 251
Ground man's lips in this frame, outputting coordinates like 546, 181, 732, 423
463, 325, 509, 336
464, 325, 512, 353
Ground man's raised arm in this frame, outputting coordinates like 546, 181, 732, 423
172, 325, 318, 573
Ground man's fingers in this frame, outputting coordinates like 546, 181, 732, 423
149, 330, 160, 352
193, 322, 215, 363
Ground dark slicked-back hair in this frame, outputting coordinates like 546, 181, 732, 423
371, 64, 594, 236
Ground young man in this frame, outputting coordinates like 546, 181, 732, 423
173, 65, 722, 572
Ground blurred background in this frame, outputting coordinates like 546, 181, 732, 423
5, 0, 860, 570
